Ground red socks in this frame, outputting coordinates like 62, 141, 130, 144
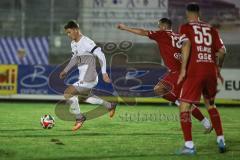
180, 111, 192, 141
208, 108, 223, 136
191, 106, 205, 122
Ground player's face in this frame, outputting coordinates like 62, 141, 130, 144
65, 28, 78, 41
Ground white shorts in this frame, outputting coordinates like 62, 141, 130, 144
73, 77, 98, 93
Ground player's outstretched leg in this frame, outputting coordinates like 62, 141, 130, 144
85, 95, 117, 118
205, 99, 226, 153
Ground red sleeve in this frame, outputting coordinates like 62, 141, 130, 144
179, 24, 190, 40
212, 28, 225, 51
148, 31, 159, 40
148, 31, 168, 44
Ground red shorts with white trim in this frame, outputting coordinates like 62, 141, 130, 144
161, 71, 183, 98
179, 74, 217, 104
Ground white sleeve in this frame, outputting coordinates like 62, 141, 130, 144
93, 47, 107, 74
83, 37, 96, 52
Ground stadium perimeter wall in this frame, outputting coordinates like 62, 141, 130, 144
0, 65, 239, 105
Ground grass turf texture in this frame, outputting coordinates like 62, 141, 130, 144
0, 102, 239, 160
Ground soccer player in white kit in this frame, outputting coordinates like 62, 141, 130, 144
59, 20, 117, 131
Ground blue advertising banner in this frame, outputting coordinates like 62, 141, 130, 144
18, 65, 56, 95
18, 65, 167, 97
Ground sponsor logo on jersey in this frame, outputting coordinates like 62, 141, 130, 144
174, 52, 182, 61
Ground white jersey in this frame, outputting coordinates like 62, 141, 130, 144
64, 36, 107, 82
71, 36, 96, 57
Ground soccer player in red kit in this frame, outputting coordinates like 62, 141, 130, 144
116, 18, 212, 131
177, 3, 226, 154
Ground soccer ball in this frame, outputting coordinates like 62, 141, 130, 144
40, 115, 55, 129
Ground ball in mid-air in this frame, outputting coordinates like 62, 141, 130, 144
40, 115, 55, 129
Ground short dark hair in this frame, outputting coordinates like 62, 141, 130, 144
159, 18, 172, 28
64, 20, 79, 29
186, 3, 200, 12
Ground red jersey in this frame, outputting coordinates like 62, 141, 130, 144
148, 30, 182, 72
179, 21, 225, 76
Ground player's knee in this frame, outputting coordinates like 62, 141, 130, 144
180, 102, 191, 112
207, 105, 216, 111
209, 99, 215, 105
63, 94, 70, 100
153, 85, 158, 93
154, 84, 168, 96
64, 86, 78, 100
206, 105, 216, 110
205, 98, 216, 110
64, 91, 73, 100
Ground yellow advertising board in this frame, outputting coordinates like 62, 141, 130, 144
0, 65, 18, 95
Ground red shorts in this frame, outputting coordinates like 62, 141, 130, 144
179, 74, 217, 104
161, 71, 183, 98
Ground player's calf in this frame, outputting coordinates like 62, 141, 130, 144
191, 105, 212, 134
205, 99, 226, 152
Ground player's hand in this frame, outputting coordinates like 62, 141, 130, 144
59, 71, 67, 79
177, 69, 186, 84
117, 23, 127, 30
103, 73, 111, 83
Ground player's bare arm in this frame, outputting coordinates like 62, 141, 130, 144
177, 40, 191, 84
216, 48, 226, 70
117, 23, 149, 36
216, 48, 226, 83
59, 56, 78, 79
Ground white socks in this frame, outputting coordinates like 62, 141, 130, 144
217, 135, 225, 143
85, 96, 103, 105
185, 141, 194, 148
201, 117, 211, 129
68, 96, 111, 116
175, 100, 180, 106
68, 96, 80, 115
85, 96, 112, 109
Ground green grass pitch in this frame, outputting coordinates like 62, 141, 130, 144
0, 102, 239, 160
